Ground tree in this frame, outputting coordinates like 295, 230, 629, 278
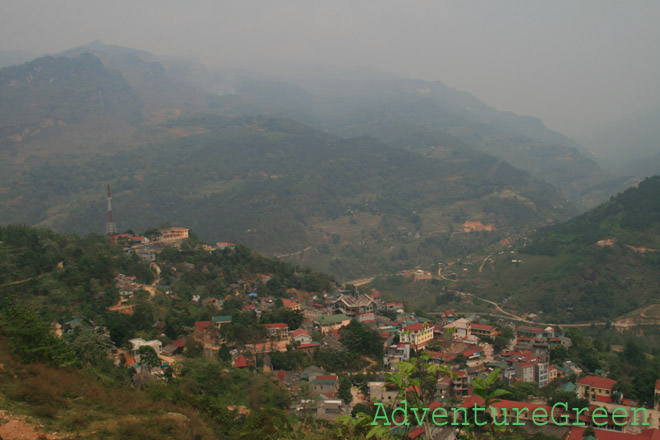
339, 320, 383, 359
70, 331, 111, 366
454, 353, 468, 368
339, 375, 353, 405
0, 305, 76, 367
184, 335, 204, 358
493, 327, 514, 352
138, 345, 161, 370
623, 339, 646, 367
375, 353, 453, 439
582, 426, 596, 438
260, 308, 304, 330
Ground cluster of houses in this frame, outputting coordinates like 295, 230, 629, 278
108, 279, 660, 437
117, 227, 236, 264
69, 227, 660, 438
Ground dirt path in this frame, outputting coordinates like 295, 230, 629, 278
479, 255, 492, 273
0, 273, 46, 288
274, 246, 312, 258
347, 277, 376, 287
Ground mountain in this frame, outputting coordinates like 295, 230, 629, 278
451, 176, 660, 323
204, 71, 616, 208
58, 41, 214, 121
0, 43, 621, 210
0, 115, 573, 279
0, 52, 142, 161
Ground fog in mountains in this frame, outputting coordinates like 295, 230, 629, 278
2, 0, 660, 152
1, 0, 660, 279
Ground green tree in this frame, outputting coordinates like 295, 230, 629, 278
339, 375, 353, 405
582, 426, 596, 438
70, 331, 111, 366
339, 319, 383, 359
138, 345, 161, 370
0, 305, 76, 367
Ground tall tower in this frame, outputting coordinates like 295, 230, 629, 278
106, 184, 118, 236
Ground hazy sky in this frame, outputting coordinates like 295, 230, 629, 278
2, 0, 659, 140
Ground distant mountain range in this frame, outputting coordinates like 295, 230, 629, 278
0, 53, 142, 155
0, 41, 647, 278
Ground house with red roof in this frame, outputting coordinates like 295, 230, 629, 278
264, 323, 289, 341
234, 354, 255, 368
296, 342, 320, 353
216, 242, 235, 250
291, 328, 312, 344
576, 376, 618, 403
385, 301, 404, 312
281, 298, 301, 311
568, 427, 660, 440
399, 322, 434, 349
515, 325, 544, 336
471, 323, 497, 339
194, 321, 212, 333
462, 345, 484, 360
160, 227, 189, 242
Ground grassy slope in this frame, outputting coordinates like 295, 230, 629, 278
0, 338, 217, 439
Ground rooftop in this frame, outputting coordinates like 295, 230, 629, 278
314, 314, 350, 325
576, 376, 617, 390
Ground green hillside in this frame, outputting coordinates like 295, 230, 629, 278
0, 53, 142, 153
0, 225, 352, 440
0, 115, 573, 279
437, 176, 660, 323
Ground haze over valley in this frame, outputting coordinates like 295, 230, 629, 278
2, 2, 660, 439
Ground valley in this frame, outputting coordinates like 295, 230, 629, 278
1, 37, 660, 440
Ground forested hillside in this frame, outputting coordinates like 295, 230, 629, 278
0, 225, 362, 440
0, 115, 572, 279
448, 176, 660, 322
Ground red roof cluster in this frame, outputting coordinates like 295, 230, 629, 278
471, 323, 495, 331
576, 376, 617, 390
281, 298, 299, 307
315, 375, 338, 381
194, 321, 211, 332
568, 427, 660, 440
403, 322, 432, 332
264, 323, 288, 329
291, 329, 310, 338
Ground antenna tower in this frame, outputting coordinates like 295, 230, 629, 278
106, 184, 118, 236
